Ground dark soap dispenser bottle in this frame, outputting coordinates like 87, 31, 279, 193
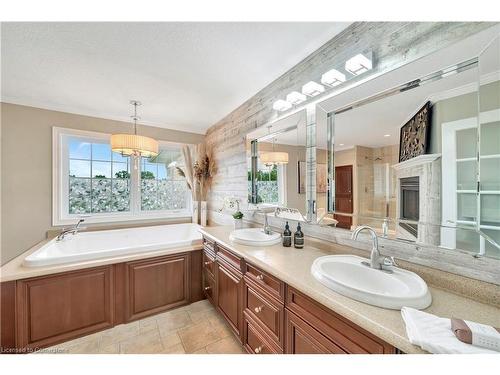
283, 221, 292, 247
294, 222, 304, 249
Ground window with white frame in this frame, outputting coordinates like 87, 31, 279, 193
247, 159, 286, 206
53, 127, 191, 225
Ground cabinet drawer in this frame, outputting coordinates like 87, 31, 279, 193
203, 250, 216, 278
243, 314, 281, 354
244, 281, 284, 346
216, 244, 243, 272
203, 236, 215, 253
285, 310, 345, 354
203, 270, 215, 306
286, 287, 395, 354
245, 263, 284, 301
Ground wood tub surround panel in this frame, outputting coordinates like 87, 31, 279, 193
1, 249, 204, 352
125, 253, 190, 322
16, 266, 114, 349
1, 281, 17, 352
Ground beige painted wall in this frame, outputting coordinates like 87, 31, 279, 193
0, 103, 204, 265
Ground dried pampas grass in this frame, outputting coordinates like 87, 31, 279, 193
194, 143, 217, 201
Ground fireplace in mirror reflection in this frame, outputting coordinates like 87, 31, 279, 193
400, 176, 419, 237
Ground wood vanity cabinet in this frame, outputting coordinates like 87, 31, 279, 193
215, 245, 243, 341
200, 236, 397, 355
286, 287, 396, 354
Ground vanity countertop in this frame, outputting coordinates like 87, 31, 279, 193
199, 225, 500, 354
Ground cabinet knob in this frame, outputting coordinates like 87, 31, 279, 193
254, 306, 263, 314
254, 346, 263, 354
256, 274, 264, 281
204, 286, 211, 291
204, 261, 211, 266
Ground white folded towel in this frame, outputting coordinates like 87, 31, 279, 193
401, 307, 498, 354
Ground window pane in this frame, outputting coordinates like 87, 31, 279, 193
69, 177, 91, 214
69, 138, 91, 160
141, 179, 159, 210
92, 161, 112, 178
171, 181, 188, 209
91, 179, 112, 213
70, 160, 91, 178
92, 143, 112, 161
140, 148, 189, 211
112, 178, 130, 212
112, 162, 129, 178
157, 163, 167, 180
112, 151, 129, 163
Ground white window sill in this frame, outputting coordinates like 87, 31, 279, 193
54, 211, 192, 227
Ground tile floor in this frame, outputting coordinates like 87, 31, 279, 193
39, 300, 246, 354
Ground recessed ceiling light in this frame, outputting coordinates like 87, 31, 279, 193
339, 143, 345, 146
272, 99, 292, 112
384, 134, 391, 137
302, 81, 325, 97
345, 53, 373, 76
286, 91, 307, 105
321, 69, 346, 87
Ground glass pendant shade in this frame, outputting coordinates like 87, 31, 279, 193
260, 151, 289, 165
110, 133, 159, 157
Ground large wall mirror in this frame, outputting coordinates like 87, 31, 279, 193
247, 109, 309, 219
318, 30, 500, 259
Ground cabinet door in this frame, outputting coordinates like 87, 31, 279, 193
216, 261, 242, 339
125, 253, 189, 321
16, 266, 114, 349
285, 310, 345, 354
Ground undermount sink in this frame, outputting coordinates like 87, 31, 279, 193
311, 255, 432, 310
229, 228, 281, 247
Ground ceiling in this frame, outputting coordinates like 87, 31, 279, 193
1, 22, 351, 134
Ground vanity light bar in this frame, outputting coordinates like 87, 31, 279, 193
272, 99, 293, 112
321, 69, 346, 87
286, 91, 307, 105
302, 81, 325, 97
345, 53, 373, 76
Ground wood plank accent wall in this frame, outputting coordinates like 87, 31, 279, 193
204, 22, 493, 223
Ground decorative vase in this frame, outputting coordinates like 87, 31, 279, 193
192, 200, 199, 225
200, 201, 208, 227
234, 218, 243, 229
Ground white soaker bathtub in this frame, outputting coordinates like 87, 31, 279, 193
23, 223, 203, 268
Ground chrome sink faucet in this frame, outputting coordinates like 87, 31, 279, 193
56, 219, 85, 241
255, 206, 273, 235
351, 225, 397, 271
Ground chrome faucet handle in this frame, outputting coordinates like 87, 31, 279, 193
382, 256, 398, 268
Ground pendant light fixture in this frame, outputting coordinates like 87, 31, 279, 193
111, 100, 159, 158
260, 126, 289, 166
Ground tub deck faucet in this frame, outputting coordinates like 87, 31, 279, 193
351, 225, 397, 270
56, 219, 85, 241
